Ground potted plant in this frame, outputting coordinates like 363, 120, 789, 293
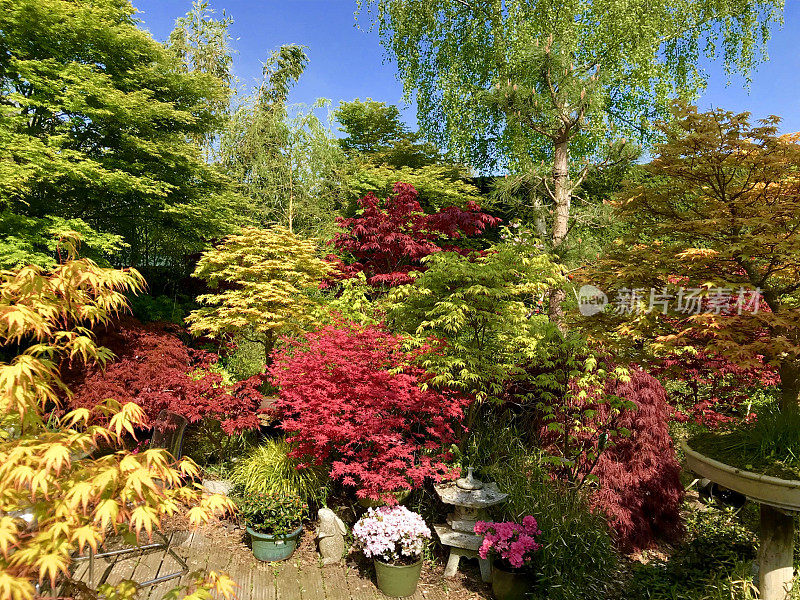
475, 517, 542, 600
353, 505, 431, 598
236, 491, 307, 561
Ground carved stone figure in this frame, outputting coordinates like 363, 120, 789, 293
316, 507, 347, 565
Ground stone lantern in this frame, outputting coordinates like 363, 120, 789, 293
434, 468, 508, 582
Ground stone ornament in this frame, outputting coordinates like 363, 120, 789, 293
434, 476, 508, 583
316, 507, 347, 565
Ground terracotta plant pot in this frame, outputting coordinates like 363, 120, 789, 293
247, 525, 302, 562
491, 564, 534, 600
374, 557, 423, 598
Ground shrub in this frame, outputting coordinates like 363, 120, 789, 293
625, 507, 758, 600
235, 491, 307, 535
222, 337, 268, 381
583, 368, 684, 552
0, 236, 233, 599
187, 226, 331, 356
463, 409, 619, 600
62, 318, 261, 434
230, 439, 328, 505
474, 517, 542, 570
270, 322, 470, 503
353, 506, 431, 563
386, 233, 561, 405
517, 345, 685, 551
329, 182, 500, 288
651, 348, 778, 426
128, 293, 196, 324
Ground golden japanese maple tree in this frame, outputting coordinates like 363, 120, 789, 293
0, 235, 235, 600
587, 105, 800, 411
187, 226, 331, 356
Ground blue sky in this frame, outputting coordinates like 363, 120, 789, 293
133, 0, 800, 135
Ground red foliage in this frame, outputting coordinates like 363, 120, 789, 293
329, 182, 501, 287
536, 367, 684, 551
651, 349, 778, 426
269, 322, 470, 502
62, 319, 261, 433
587, 368, 684, 552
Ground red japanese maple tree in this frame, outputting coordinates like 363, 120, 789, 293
329, 182, 501, 287
533, 365, 684, 551
651, 348, 778, 426
62, 319, 261, 433
586, 368, 684, 551
269, 321, 470, 502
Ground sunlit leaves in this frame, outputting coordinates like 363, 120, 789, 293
587, 105, 800, 408
0, 244, 233, 596
387, 232, 562, 402
187, 225, 330, 354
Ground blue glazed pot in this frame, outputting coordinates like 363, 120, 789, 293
246, 525, 302, 562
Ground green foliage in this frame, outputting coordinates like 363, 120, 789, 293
386, 232, 562, 403
625, 507, 759, 600
361, 0, 782, 317
0, 0, 242, 269
222, 338, 269, 381
522, 332, 635, 488
362, 0, 782, 171
234, 490, 307, 535
231, 439, 328, 505
127, 293, 197, 324
220, 46, 345, 234
691, 403, 800, 480
345, 163, 485, 213
336, 98, 409, 154
167, 0, 234, 156
187, 226, 330, 355
183, 419, 256, 472
334, 98, 483, 213
0, 213, 125, 269
461, 410, 618, 600
313, 273, 382, 326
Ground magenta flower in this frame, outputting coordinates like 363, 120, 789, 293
474, 517, 542, 569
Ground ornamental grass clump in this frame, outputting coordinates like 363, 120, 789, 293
353, 506, 431, 565
475, 517, 542, 570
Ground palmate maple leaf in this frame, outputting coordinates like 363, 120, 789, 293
1, 238, 236, 597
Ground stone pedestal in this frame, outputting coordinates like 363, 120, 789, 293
434, 481, 508, 583
759, 504, 795, 600
683, 441, 800, 600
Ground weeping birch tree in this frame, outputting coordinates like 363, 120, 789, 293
358, 0, 784, 323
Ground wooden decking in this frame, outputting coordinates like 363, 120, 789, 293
71, 525, 492, 600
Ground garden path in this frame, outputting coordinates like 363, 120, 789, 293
72, 524, 492, 599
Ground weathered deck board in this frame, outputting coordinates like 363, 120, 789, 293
145, 534, 195, 600
321, 566, 350, 600
72, 527, 488, 599
276, 561, 303, 600
299, 563, 325, 599
344, 565, 378, 600
251, 563, 276, 600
